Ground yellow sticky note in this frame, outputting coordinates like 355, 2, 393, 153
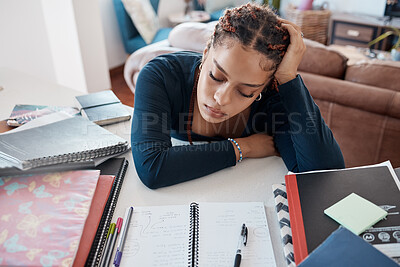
324, 193, 387, 235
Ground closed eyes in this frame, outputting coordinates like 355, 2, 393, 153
209, 71, 223, 82
209, 71, 254, 98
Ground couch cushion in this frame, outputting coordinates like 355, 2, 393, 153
168, 21, 216, 52
124, 28, 169, 55
300, 71, 400, 120
122, 0, 159, 44
124, 40, 185, 93
314, 98, 400, 168
300, 71, 400, 168
210, 9, 225, 20
345, 60, 400, 92
298, 39, 348, 79
153, 28, 172, 43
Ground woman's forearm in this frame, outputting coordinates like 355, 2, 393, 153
275, 75, 345, 172
132, 140, 236, 189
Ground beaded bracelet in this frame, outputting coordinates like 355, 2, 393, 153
228, 138, 243, 163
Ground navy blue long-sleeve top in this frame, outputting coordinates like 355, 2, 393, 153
131, 51, 345, 189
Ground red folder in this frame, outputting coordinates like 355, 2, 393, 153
285, 174, 308, 265
73, 175, 115, 267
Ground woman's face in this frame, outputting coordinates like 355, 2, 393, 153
197, 41, 275, 124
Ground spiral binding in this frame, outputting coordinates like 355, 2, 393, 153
188, 202, 200, 267
21, 142, 129, 169
85, 159, 129, 267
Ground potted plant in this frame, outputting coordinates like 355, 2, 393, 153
368, 26, 400, 61
264, 0, 281, 12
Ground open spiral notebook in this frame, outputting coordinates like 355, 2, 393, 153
118, 202, 276, 267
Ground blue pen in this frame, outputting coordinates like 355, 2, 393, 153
113, 207, 133, 267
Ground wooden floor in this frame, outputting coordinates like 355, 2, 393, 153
110, 65, 134, 107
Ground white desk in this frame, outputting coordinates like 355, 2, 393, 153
0, 68, 288, 267
104, 121, 288, 267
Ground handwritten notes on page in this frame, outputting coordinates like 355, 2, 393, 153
120, 205, 190, 266
119, 202, 276, 267
198, 202, 276, 267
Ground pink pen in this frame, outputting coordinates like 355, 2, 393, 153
114, 207, 133, 267
115, 217, 123, 234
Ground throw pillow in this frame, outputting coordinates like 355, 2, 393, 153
122, 0, 159, 44
345, 60, 400, 92
298, 38, 348, 79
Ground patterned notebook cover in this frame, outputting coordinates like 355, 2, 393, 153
7, 104, 80, 127
272, 183, 296, 267
0, 170, 100, 266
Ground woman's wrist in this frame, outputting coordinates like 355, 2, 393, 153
275, 73, 297, 85
228, 138, 247, 162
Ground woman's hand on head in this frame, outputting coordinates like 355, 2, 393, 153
232, 133, 279, 161
274, 19, 306, 85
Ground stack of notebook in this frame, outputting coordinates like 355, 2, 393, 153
273, 161, 400, 266
0, 170, 100, 266
0, 116, 129, 175
0, 157, 128, 266
84, 158, 129, 267
0, 108, 131, 265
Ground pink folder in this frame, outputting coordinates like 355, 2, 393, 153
0, 170, 100, 266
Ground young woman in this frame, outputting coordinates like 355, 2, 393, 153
131, 3, 344, 189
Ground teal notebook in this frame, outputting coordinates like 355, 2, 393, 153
324, 193, 388, 235
75, 90, 131, 126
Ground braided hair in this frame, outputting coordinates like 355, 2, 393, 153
205, 3, 290, 91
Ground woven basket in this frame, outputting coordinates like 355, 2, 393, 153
285, 4, 331, 44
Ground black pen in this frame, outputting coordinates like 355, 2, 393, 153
234, 223, 248, 267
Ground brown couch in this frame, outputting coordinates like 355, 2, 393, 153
124, 22, 400, 168
298, 39, 400, 168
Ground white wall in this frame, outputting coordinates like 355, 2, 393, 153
0, 0, 111, 94
0, 0, 57, 84
72, 0, 111, 92
98, 0, 128, 69
41, 0, 87, 92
